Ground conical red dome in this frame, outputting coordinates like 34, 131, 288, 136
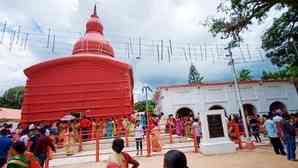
22, 6, 134, 123
72, 5, 114, 57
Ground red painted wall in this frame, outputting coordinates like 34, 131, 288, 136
21, 55, 134, 122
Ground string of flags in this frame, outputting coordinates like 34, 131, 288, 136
0, 21, 269, 65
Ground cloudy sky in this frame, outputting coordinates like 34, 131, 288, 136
0, 0, 279, 100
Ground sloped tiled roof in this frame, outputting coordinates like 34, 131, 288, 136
0, 107, 21, 121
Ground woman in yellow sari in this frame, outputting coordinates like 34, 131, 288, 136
73, 120, 80, 142
123, 118, 134, 136
184, 117, 192, 137
112, 120, 117, 136
151, 122, 162, 152
64, 126, 76, 156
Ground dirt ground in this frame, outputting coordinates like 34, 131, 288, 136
53, 146, 297, 168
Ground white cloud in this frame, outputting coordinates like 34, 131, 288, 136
0, 0, 279, 95
0, 42, 40, 94
102, 0, 220, 43
0, 0, 80, 31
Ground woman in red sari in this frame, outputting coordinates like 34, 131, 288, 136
148, 115, 156, 131
228, 116, 242, 149
175, 118, 183, 136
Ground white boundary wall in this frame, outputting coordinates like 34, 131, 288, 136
156, 81, 298, 117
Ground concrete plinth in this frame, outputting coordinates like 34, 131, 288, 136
200, 140, 236, 155
199, 109, 236, 155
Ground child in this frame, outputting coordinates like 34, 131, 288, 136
8, 141, 41, 168
134, 121, 144, 156
107, 138, 139, 168
164, 150, 188, 168
7, 141, 29, 168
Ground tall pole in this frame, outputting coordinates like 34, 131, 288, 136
142, 85, 152, 156
226, 44, 250, 140
145, 88, 149, 120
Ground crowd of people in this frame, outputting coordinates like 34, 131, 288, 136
0, 110, 297, 168
0, 110, 199, 168
264, 113, 297, 161
0, 123, 56, 168
163, 110, 297, 161
0, 112, 164, 168
165, 114, 199, 137
226, 111, 297, 161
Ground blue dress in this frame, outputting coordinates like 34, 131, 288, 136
140, 114, 147, 128
106, 121, 113, 138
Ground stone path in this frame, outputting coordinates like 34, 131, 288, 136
50, 146, 298, 168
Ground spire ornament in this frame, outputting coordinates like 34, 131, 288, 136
91, 4, 98, 18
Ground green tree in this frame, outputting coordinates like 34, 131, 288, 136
188, 64, 204, 84
262, 70, 276, 80
0, 86, 25, 109
261, 65, 298, 92
262, 65, 298, 80
0, 97, 6, 106
134, 100, 156, 113
207, 0, 298, 67
238, 69, 252, 81
287, 65, 298, 78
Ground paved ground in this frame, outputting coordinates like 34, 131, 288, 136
50, 146, 297, 168
50, 135, 194, 167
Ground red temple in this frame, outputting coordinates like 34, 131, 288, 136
21, 6, 134, 122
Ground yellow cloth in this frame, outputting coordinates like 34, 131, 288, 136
185, 123, 192, 137
151, 127, 162, 152
64, 131, 76, 155
123, 119, 134, 136
112, 121, 116, 136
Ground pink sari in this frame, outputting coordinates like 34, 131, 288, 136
176, 119, 183, 136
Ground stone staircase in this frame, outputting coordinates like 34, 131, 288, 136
50, 125, 195, 167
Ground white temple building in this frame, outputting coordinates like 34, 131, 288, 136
154, 80, 298, 117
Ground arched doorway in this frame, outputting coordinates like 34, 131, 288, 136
209, 105, 228, 117
176, 107, 194, 118
269, 101, 287, 114
209, 105, 225, 110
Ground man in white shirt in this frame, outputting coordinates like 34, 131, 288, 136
264, 115, 286, 155
134, 121, 144, 155
273, 113, 284, 138
19, 130, 30, 146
